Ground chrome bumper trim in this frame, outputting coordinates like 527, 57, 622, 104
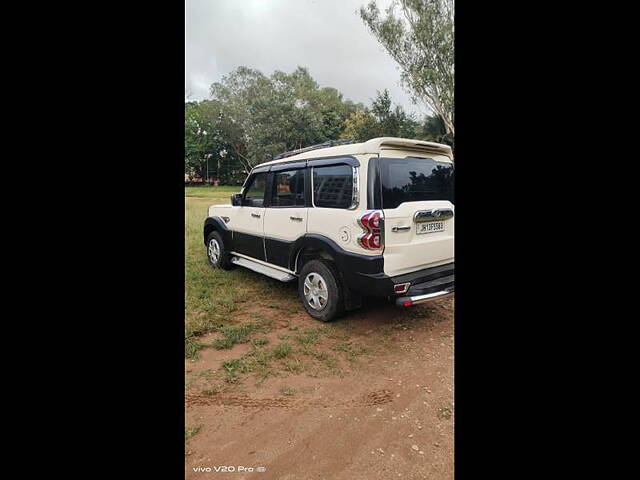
395, 289, 454, 306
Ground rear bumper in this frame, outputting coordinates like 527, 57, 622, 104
344, 260, 454, 300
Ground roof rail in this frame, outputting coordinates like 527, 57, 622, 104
273, 138, 356, 160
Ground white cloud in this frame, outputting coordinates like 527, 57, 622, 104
185, 0, 430, 117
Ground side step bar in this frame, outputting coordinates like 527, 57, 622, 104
230, 256, 296, 282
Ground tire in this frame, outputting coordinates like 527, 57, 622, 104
298, 259, 345, 322
206, 231, 233, 270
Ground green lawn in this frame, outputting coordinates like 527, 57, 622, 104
185, 184, 240, 199
184, 185, 300, 358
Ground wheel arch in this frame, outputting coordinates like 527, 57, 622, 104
290, 234, 347, 274
203, 217, 232, 246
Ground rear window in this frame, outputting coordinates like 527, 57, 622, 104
379, 157, 454, 209
312, 165, 354, 209
271, 169, 305, 207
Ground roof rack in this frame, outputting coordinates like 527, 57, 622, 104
273, 138, 356, 160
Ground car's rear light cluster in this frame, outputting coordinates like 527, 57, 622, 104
357, 210, 384, 250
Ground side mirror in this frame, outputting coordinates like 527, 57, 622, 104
231, 193, 243, 206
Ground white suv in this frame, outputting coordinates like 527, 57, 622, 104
203, 137, 454, 322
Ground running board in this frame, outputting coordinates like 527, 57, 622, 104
230, 256, 296, 282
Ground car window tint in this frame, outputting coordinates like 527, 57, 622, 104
379, 157, 454, 209
271, 169, 305, 207
313, 165, 353, 209
244, 172, 268, 207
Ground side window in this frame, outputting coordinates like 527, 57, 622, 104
243, 172, 268, 207
271, 169, 305, 207
312, 165, 354, 209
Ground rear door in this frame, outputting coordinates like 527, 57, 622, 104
263, 164, 308, 269
377, 154, 454, 277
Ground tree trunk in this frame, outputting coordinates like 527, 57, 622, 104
442, 115, 455, 137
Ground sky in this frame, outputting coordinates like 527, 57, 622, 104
185, 0, 429, 117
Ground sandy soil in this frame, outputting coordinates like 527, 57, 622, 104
185, 297, 454, 480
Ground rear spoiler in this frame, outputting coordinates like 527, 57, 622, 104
359, 137, 453, 160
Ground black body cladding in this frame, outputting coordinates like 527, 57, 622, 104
233, 231, 266, 261
263, 236, 290, 268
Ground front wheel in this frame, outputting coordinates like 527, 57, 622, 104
298, 260, 344, 322
206, 231, 232, 270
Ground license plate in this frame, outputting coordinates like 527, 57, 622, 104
416, 221, 445, 235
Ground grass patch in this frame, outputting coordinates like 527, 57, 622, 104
217, 333, 355, 383
221, 349, 276, 384
185, 425, 202, 442
212, 324, 256, 349
222, 358, 242, 383
311, 351, 341, 375
185, 335, 205, 359
273, 343, 292, 359
217, 341, 304, 384
193, 369, 214, 379
333, 341, 369, 361
250, 337, 269, 346
294, 327, 324, 345
284, 359, 304, 373
185, 185, 239, 199
222, 358, 242, 373
280, 386, 296, 396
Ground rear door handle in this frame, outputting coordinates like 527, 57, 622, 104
290, 216, 303, 222
251, 213, 261, 218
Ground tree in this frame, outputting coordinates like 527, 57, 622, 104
341, 90, 422, 141
185, 66, 451, 187
371, 89, 422, 138
209, 66, 361, 169
360, 0, 454, 138
184, 100, 247, 185
421, 114, 453, 146
341, 109, 379, 142
184, 101, 214, 182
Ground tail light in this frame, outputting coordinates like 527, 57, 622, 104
358, 210, 384, 250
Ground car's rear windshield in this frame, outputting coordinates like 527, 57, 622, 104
379, 157, 454, 209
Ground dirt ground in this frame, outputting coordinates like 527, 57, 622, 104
185, 297, 454, 480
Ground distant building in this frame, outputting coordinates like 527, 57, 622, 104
185, 172, 219, 185
185, 172, 204, 183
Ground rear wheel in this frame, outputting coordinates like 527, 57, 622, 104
298, 260, 344, 322
206, 231, 232, 270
